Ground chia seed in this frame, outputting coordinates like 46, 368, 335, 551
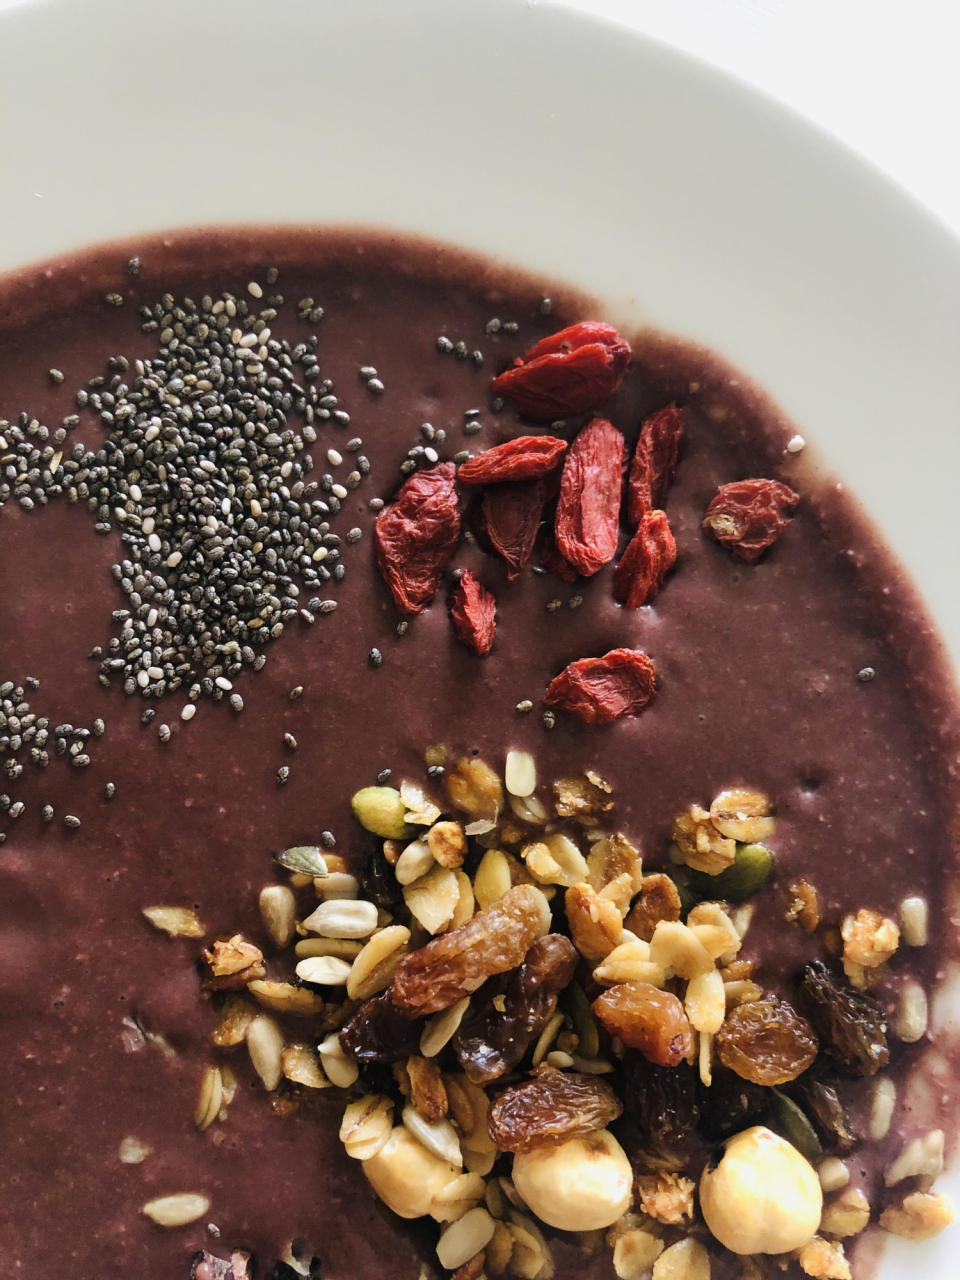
289, 685, 304, 701
104, 782, 116, 800
41, 804, 55, 822
368, 647, 383, 668
515, 699, 534, 714
63, 814, 81, 829
377, 768, 392, 784
283, 732, 298, 751
320, 830, 337, 849
857, 666, 877, 682
542, 709, 556, 730
276, 765, 290, 786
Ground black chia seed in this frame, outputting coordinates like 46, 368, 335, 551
276, 765, 290, 786
368, 647, 383, 668
320, 830, 336, 849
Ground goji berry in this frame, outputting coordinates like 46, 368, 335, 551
554, 417, 625, 576
457, 435, 567, 485
374, 463, 461, 613
626, 403, 684, 526
544, 648, 656, 725
481, 479, 546, 579
702, 477, 800, 562
613, 510, 677, 608
491, 321, 630, 420
449, 569, 496, 656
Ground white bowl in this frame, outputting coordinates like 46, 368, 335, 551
2, 0, 958, 1272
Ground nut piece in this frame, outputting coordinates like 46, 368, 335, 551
473, 848, 513, 909
511, 1129, 633, 1231
395, 838, 437, 885
318, 1031, 359, 1088
427, 821, 468, 868
636, 1171, 695, 1224
884, 1128, 944, 1186
258, 884, 296, 948
247, 979, 325, 1016
340, 1094, 395, 1160
211, 994, 257, 1047
301, 898, 379, 939
685, 969, 726, 1033
817, 1159, 850, 1193
437, 1207, 496, 1270
295, 955, 352, 986
446, 757, 504, 820
593, 940, 666, 989
699, 1126, 822, 1254
420, 996, 470, 1058
649, 920, 714, 979
430, 1171, 487, 1223
709, 788, 774, 842
142, 906, 205, 938
363, 1125, 461, 1218
673, 805, 736, 875
119, 1136, 152, 1164
879, 1191, 956, 1241
894, 980, 928, 1043
625, 874, 681, 943
840, 908, 899, 985
899, 895, 929, 947
246, 1014, 285, 1090
402, 1105, 463, 1166
786, 880, 821, 933
819, 1187, 870, 1238
869, 1077, 896, 1141
651, 1238, 710, 1280
141, 1192, 211, 1227
566, 882, 623, 962
795, 1236, 850, 1279
612, 1228, 664, 1279
203, 934, 264, 976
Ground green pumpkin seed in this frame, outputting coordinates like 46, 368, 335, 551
689, 842, 773, 903
351, 786, 411, 839
768, 1089, 822, 1162
276, 845, 329, 877
562, 982, 600, 1059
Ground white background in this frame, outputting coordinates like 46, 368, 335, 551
550, 0, 960, 238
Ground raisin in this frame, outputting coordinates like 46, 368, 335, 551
457, 436, 567, 485
702, 477, 800, 563
481, 479, 547, 578
621, 1053, 700, 1152
788, 1072, 858, 1150
613, 509, 677, 607
491, 321, 631, 420
453, 934, 577, 1083
554, 417, 625, 576
797, 961, 889, 1077
449, 570, 496, 656
488, 1069, 623, 1153
544, 648, 656, 726
625, 873, 682, 943
339, 989, 422, 1064
390, 884, 544, 1017
592, 982, 694, 1067
360, 847, 404, 913
716, 996, 818, 1086
374, 463, 461, 613
627, 403, 684, 526
695, 1067, 770, 1142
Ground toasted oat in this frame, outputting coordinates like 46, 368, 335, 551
651, 1238, 709, 1280
486, 1220, 515, 1276
586, 833, 643, 906
566, 882, 622, 962
427, 820, 468, 867
194, 1064, 224, 1131
624, 874, 681, 942
473, 847, 513, 909
246, 1014, 285, 1090
450, 870, 476, 930
507, 1215, 554, 1280
340, 1093, 395, 1160
318, 1031, 359, 1088
786, 879, 821, 933
211, 994, 257, 1047
421, 997, 470, 1058
879, 1191, 956, 1241
142, 905, 206, 938
686, 901, 741, 960
247, 979, 326, 1016
437, 1207, 496, 1269
430, 1170, 487, 1223
400, 778, 443, 826
648, 920, 714, 979
404, 864, 460, 934
450, 1249, 487, 1280
395, 838, 437, 885
709, 787, 774, 842
685, 969, 725, 1033
258, 884, 297, 948
636, 1171, 695, 1224
795, 1236, 850, 1279
593, 940, 666, 988
553, 772, 614, 820
403, 1106, 463, 1166
294, 936, 364, 961
407, 1054, 449, 1123
281, 1042, 329, 1089
347, 925, 411, 1001
672, 805, 736, 875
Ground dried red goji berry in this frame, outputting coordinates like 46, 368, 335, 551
449, 570, 496, 656
702, 478, 800, 563
457, 435, 567, 485
626, 403, 684, 526
481, 479, 547, 579
374, 463, 461, 614
544, 648, 656, 725
613, 510, 677, 608
491, 322, 631, 420
554, 417, 625, 576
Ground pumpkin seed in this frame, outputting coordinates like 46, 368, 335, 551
351, 786, 411, 839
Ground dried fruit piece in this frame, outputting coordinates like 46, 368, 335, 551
340, 989, 422, 1064
716, 996, 818, 1085
457, 436, 567, 485
445, 757, 504, 822
390, 884, 545, 1016
621, 1054, 700, 1151
790, 1074, 858, 1151
613, 511, 677, 608
491, 321, 631, 420
592, 982, 694, 1066
702, 477, 800, 563
452, 934, 577, 1083
694, 1066, 768, 1141
626, 403, 684, 525
449, 571, 497, 657
554, 417, 625, 576
480, 479, 547, 578
798, 961, 889, 1077
374, 463, 461, 613
489, 1070, 622, 1153
545, 648, 656, 726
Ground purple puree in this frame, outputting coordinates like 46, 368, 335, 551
0, 229, 958, 1279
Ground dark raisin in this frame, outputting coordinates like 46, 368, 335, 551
339, 990, 422, 1064
797, 961, 889, 1077
696, 1067, 769, 1142
621, 1053, 700, 1153
788, 1072, 859, 1151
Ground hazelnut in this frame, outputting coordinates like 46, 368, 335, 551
700, 1126, 822, 1254
512, 1129, 633, 1231
363, 1126, 460, 1218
